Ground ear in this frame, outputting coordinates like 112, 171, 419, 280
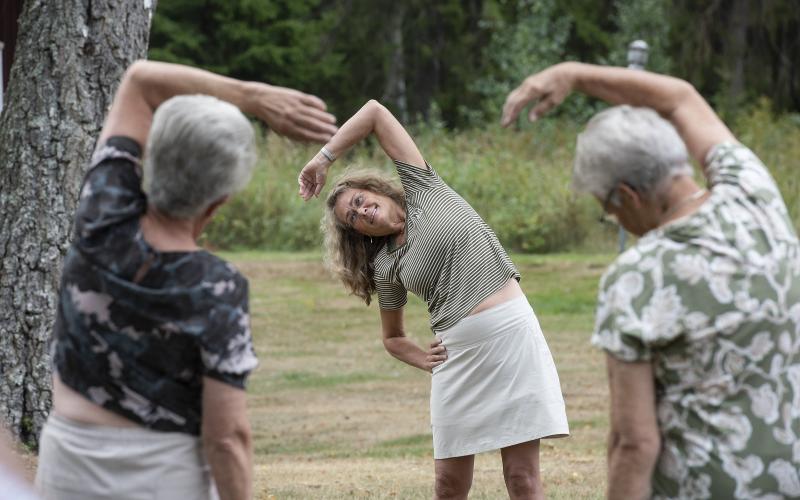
617, 183, 642, 209
204, 195, 230, 219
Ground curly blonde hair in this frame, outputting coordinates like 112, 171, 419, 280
323, 169, 406, 305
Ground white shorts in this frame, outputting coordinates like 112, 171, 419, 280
430, 295, 569, 459
35, 414, 218, 500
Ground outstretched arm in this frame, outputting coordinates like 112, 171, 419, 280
501, 62, 735, 163
380, 308, 447, 373
298, 99, 424, 200
99, 60, 337, 148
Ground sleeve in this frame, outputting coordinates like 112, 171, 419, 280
199, 272, 259, 388
591, 256, 682, 363
705, 142, 782, 205
74, 136, 146, 241
394, 160, 446, 196
374, 260, 408, 310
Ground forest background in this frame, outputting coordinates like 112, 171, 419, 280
151, 0, 800, 253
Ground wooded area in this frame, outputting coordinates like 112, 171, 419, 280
149, 0, 800, 127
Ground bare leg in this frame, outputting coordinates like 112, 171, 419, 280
501, 440, 543, 500
433, 454, 474, 500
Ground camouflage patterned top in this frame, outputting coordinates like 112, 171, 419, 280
51, 136, 258, 436
592, 143, 800, 498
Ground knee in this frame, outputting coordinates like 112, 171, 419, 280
504, 469, 540, 499
434, 469, 471, 500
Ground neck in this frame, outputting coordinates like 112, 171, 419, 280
658, 178, 708, 226
141, 207, 201, 252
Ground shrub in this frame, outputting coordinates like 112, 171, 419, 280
202, 109, 799, 252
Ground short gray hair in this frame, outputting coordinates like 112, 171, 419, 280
143, 95, 257, 219
572, 105, 692, 204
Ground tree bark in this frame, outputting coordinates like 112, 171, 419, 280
0, 0, 155, 447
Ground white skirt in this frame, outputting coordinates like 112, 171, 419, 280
35, 414, 219, 500
430, 295, 569, 459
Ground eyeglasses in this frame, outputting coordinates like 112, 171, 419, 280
597, 186, 619, 226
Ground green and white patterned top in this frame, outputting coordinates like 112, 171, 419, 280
593, 143, 800, 499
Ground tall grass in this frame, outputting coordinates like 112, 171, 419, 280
203, 110, 800, 252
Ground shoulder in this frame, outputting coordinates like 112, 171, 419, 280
705, 142, 780, 199
394, 159, 446, 193
196, 253, 250, 303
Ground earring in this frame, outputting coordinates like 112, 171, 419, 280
370, 236, 373, 244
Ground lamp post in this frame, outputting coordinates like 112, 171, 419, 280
616, 40, 649, 253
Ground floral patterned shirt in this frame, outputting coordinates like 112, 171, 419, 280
593, 143, 800, 499
51, 136, 258, 435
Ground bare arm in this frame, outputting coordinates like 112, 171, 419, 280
380, 308, 447, 372
298, 99, 424, 200
605, 355, 661, 500
99, 60, 337, 148
202, 377, 252, 500
501, 62, 735, 163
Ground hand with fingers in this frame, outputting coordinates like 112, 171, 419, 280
425, 338, 448, 373
249, 83, 338, 143
298, 151, 332, 201
500, 62, 575, 128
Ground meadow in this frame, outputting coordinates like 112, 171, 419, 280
205, 105, 799, 497
229, 251, 614, 499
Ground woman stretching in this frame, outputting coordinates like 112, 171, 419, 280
298, 100, 569, 500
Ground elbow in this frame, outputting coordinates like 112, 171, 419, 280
202, 422, 252, 459
365, 99, 388, 115
613, 431, 661, 464
382, 336, 398, 354
124, 59, 150, 81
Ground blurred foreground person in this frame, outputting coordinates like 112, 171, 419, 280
36, 60, 336, 500
503, 63, 800, 499
0, 427, 39, 500
299, 100, 568, 500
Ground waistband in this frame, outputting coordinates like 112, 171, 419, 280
435, 295, 535, 349
46, 413, 198, 444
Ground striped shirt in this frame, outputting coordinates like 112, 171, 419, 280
374, 160, 520, 332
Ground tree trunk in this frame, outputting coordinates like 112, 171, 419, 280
0, 0, 155, 447
381, 3, 407, 123
728, 0, 749, 106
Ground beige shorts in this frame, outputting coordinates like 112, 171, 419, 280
35, 414, 218, 500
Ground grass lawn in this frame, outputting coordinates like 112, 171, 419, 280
225, 251, 615, 499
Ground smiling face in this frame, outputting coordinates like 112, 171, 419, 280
333, 188, 405, 237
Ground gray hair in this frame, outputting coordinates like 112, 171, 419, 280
143, 95, 257, 219
572, 105, 692, 204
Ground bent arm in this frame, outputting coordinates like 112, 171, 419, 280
299, 100, 424, 200
325, 100, 424, 166
502, 62, 734, 163
605, 355, 661, 500
201, 377, 253, 500
380, 308, 446, 372
99, 60, 336, 148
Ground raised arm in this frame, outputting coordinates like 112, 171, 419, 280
380, 309, 447, 373
501, 62, 735, 163
99, 60, 337, 148
298, 99, 424, 200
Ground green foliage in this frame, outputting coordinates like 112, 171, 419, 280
149, 0, 800, 128
204, 112, 800, 253
609, 0, 672, 73
469, 0, 573, 123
